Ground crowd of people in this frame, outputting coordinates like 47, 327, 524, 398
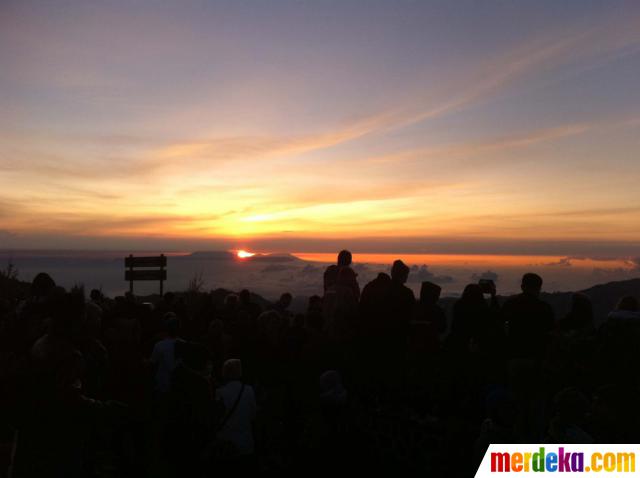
1, 249, 640, 477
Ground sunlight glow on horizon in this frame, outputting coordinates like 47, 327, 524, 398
236, 250, 256, 259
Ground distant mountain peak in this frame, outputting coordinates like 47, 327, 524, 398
187, 250, 301, 263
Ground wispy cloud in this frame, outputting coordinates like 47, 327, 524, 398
366, 122, 593, 165
126, 14, 640, 179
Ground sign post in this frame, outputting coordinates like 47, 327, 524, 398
124, 254, 167, 295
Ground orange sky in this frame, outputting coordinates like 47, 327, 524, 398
1, 1, 640, 256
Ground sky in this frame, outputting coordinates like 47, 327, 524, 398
1, 0, 640, 257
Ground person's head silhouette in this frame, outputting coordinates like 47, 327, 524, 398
420, 281, 441, 305
165, 313, 179, 337
31, 272, 56, 298
391, 260, 410, 284
239, 289, 251, 305
163, 291, 175, 305
337, 250, 352, 267
570, 293, 593, 317
461, 283, 484, 303
521, 272, 543, 297
223, 358, 243, 382
278, 292, 292, 309
224, 293, 239, 308
616, 296, 638, 312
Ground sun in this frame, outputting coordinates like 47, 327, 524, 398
236, 249, 255, 259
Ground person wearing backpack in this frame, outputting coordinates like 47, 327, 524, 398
209, 359, 256, 468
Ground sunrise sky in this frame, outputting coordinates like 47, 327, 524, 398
2, 0, 640, 256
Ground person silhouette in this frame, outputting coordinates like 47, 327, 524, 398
450, 282, 502, 360
407, 281, 446, 370
238, 289, 262, 321
415, 281, 447, 334
450, 284, 489, 351
607, 296, 640, 322
372, 260, 415, 388
151, 314, 183, 395
274, 292, 293, 319
559, 293, 594, 335
501, 273, 555, 359
361, 261, 415, 345
213, 359, 257, 467
322, 251, 359, 343
323, 250, 360, 300
358, 272, 392, 351
14, 292, 114, 478
388, 260, 415, 325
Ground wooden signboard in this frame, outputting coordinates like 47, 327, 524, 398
124, 254, 166, 295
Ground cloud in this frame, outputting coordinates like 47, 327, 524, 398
352, 263, 372, 274
471, 270, 500, 282
545, 257, 573, 267
130, 17, 640, 177
2, 210, 223, 236
368, 123, 592, 167
591, 267, 629, 278
533, 206, 640, 219
298, 264, 322, 276
144, 111, 397, 172
626, 257, 640, 271
62, 12, 640, 179
374, 14, 640, 138
409, 264, 455, 284
260, 264, 293, 274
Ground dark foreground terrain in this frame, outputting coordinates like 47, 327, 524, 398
1, 261, 639, 477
